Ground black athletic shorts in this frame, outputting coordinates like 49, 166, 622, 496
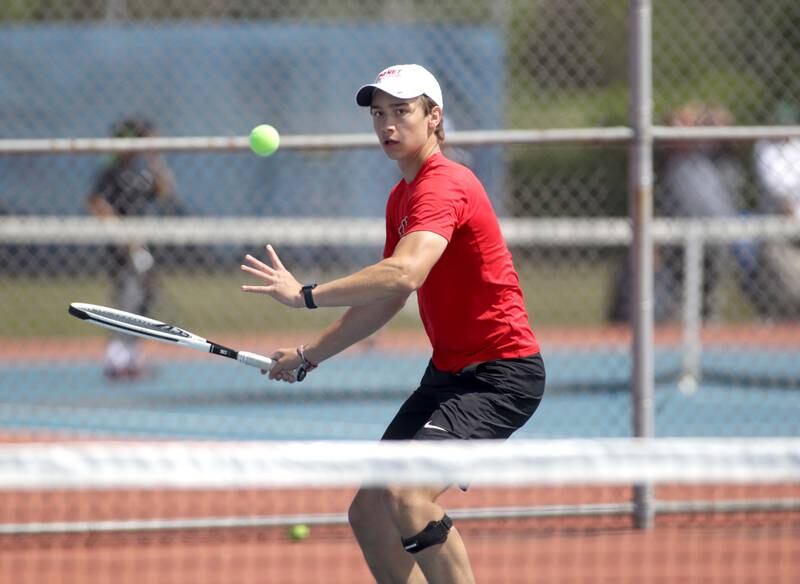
381, 353, 545, 441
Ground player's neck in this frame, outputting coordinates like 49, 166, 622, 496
399, 140, 441, 183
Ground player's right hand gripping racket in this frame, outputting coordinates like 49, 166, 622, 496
68, 302, 307, 381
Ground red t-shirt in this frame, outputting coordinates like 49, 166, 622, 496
383, 153, 540, 372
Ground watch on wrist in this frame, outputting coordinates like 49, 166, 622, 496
301, 283, 318, 309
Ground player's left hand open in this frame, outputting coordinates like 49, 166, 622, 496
241, 245, 304, 308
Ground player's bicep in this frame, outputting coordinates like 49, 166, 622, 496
390, 230, 448, 288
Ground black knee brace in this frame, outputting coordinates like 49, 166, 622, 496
401, 514, 453, 554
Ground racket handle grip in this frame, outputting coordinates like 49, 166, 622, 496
237, 351, 274, 371
238, 351, 307, 382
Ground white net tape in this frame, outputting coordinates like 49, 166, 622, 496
0, 438, 798, 490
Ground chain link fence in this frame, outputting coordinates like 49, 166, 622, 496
1, 0, 798, 439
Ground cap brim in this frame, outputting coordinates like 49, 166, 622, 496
356, 83, 428, 107
356, 85, 378, 107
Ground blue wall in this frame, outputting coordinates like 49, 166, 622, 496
1, 23, 504, 217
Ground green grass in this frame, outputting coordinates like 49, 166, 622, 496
519, 261, 616, 326
1, 275, 113, 338
9, 260, 760, 339
1, 262, 617, 339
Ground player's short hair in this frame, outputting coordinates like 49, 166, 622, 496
111, 116, 156, 139
419, 95, 445, 143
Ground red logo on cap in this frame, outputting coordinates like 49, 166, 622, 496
378, 68, 402, 80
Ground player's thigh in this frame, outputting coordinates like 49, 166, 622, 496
411, 391, 516, 440
381, 387, 441, 441
349, 487, 391, 531
416, 354, 545, 440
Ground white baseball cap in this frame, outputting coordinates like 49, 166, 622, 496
356, 64, 444, 110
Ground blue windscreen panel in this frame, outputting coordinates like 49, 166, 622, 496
0, 23, 504, 217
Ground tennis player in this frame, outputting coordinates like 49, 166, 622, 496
241, 64, 545, 584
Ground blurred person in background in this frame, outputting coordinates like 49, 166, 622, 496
609, 101, 743, 323
656, 101, 743, 321
87, 116, 183, 380
742, 101, 800, 318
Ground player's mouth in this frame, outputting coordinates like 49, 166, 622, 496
382, 137, 399, 147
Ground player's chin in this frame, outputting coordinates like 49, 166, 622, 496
381, 141, 406, 159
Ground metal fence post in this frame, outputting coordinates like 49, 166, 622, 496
629, 0, 656, 529
680, 228, 704, 393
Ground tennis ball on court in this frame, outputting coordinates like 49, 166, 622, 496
249, 124, 280, 157
288, 524, 311, 541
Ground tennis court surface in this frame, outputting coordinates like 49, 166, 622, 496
0, 439, 797, 584
1, 325, 798, 583
1, 326, 798, 440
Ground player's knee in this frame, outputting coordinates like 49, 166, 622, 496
401, 514, 453, 554
383, 486, 429, 522
348, 489, 380, 535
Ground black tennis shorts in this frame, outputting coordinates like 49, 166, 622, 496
381, 353, 545, 441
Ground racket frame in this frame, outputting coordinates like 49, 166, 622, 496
68, 302, 306, 380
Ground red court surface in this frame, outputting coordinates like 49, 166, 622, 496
1, 323, 799, 363
0, 481, 797, 583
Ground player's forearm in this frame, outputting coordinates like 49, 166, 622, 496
87, 196, 116, 218
146, 155, 177, 196
303, 295, 407, 365
311, 258, 420, 308
153, 170, 176, 197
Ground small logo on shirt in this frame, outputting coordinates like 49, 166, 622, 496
398, 216, 408, 236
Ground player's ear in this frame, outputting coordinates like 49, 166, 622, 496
428, 105, 442, 130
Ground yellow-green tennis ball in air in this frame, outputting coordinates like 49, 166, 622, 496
288, 524, 310, 541
249, 124, 280, 157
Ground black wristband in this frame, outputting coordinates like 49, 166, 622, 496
301, 284, 318, 309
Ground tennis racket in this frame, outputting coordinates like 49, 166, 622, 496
68, 302, 306, 381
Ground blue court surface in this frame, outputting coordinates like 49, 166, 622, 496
2, 348, 798, 440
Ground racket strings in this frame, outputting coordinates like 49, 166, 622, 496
86, 307, 190, 338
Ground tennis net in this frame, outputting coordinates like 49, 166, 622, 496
0, 438, 798, 584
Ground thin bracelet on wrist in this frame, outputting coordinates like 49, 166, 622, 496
297, 345, 318, 372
